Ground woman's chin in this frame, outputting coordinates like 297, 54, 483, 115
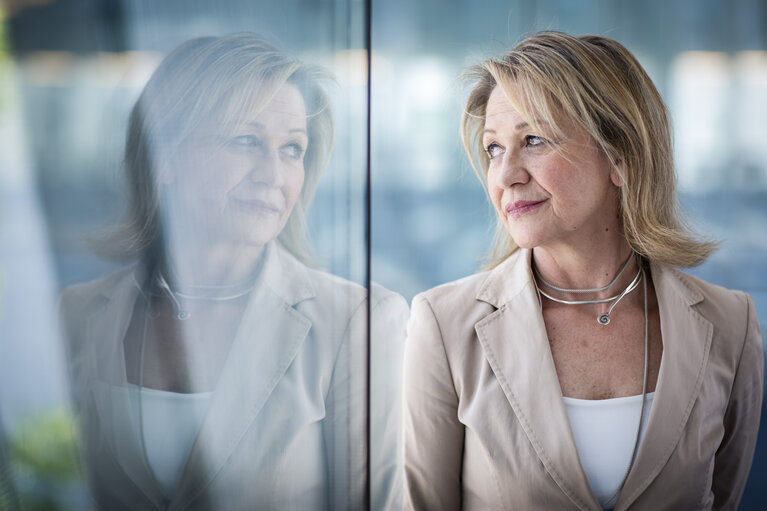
504, 231, 539, 250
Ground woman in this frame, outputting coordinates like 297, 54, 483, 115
403, 32, 763, 510
60, 34, 407, 510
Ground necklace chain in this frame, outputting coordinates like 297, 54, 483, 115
533, 254, 642, 325
153, 272, 255, 320
604, 267, 649, 507
535, 251, 634, 294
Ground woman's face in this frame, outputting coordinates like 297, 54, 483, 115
482, 85, 622, 251
165, 83, 307, 249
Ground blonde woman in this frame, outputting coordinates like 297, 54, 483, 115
60, 34, 407, 510
404, 32, 762, 510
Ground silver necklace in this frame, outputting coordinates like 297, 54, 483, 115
603, 267, 649, 508
154, 272, 255, 320
533, 255, 642, 325
535, 251, 634, 294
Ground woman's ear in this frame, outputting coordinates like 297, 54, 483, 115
610, 160, 625, 187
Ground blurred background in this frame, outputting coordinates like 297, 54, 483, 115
1, 0, 765, 509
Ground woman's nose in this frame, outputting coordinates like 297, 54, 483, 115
250, 149, 285, 187
495, 150, 529, 188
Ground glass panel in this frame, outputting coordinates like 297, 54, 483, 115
0, 1, 409, 510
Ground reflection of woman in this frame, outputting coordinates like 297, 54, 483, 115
404, 32, 763, 510
60, 34, 407, 510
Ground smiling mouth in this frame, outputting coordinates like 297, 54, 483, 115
230, 197, 282, 215
505, 199, 547, 216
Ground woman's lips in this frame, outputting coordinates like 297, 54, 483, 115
230, 197, 282, 215
505, 199, 547, 216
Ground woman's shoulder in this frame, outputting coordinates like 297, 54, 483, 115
655, 265, 758, 341
413, 249, 529, 316
409, 269, 504, 337
275, 245, 408, 316
415, 270, 492, 307
657, 265, 752, 312
59, 265, 138, 316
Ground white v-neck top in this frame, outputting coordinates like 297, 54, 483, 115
563, 392, 655, 510
110, 385, 213, 500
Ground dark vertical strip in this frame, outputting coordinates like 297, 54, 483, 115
364, 0, 373, 508
0, 418, 21, 511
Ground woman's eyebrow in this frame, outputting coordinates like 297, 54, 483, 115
483, 120, 547, 136
247, 121, 307, 134
482, 121, 530, 135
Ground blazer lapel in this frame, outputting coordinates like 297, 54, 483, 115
615, 264, 712, 510
169, 243, 315, 510
474, 249, 601, 511
85, 266, 167, 510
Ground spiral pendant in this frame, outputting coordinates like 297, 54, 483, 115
597, 313, 610, 326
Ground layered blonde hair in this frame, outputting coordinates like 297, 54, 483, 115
110, 33, 334, 265
462, 31, 716, 268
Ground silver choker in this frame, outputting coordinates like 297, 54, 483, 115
535, 251, 634, 294
533, 253, 642, 325
154, 272, 255, 320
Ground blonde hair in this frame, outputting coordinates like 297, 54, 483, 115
462, 31, 717, 268
109, 33, 334, 265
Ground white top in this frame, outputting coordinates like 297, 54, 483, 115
109, 385, 213, 500
563, 392, 655, 510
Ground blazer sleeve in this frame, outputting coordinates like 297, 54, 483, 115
324, 295, 365, 511
370, 287, 410, 511
712, 293, 764, 510
403, 294, 463, 511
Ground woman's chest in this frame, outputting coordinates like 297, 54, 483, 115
543, 305, 663, 399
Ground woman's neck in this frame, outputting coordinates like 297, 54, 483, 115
160, 238, 266, 289
532, 239, 637, 301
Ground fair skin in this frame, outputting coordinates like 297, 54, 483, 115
483, 85, 662, 399
162, 83, 308, 287
127, 83, 309, 392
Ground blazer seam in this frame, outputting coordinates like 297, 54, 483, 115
421, 295, 460, 402
710, 292, 754, 501
722, 291, 751, 409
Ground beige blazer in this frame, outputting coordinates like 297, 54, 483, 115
404, 249, 763, 511
60, 242, 408, 511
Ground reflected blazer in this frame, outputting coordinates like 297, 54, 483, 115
60, 242, 408, 511
404, 249, 763, 511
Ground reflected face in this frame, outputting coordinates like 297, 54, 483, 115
167, 84, 307, 248
482, 85, 620, 250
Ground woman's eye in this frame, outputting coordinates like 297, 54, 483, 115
281, 142, 306, 160
525, 135, 546, 147
229, 135, 262, 147
485, 143, 503, 159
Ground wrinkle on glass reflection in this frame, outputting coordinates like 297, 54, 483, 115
59, 34, 407, 511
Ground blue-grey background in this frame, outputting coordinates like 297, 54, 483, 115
1, 0, 765, 508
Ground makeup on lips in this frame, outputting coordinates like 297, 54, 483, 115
505, 199, 547, 217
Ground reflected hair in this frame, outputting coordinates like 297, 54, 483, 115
461, 31, 716, 268
107, 33, 334, 265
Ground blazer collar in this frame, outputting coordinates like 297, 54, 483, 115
475, 248, 533, 308
474, 252, 713, 511
615, 263, 711, 511
260, 241, 317, 306
474, 248, 601, 510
